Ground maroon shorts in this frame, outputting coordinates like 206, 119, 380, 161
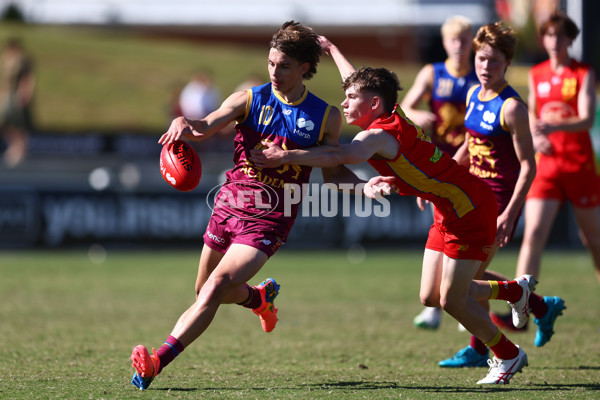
425, 189, 497, 262
203, 212, 288, 258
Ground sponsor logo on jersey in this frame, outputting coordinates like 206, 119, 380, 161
294, 117, 315, 139
297, 118, 314, 131
479, 110, 496, 131
537, 81, 551, 97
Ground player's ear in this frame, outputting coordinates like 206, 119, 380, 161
371, 96, 381, 110
300, 62, 310, 76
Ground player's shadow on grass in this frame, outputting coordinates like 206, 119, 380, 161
156, 381, 600, 394
156, 382, 401, 392
546, 365, 600, 370
300, 381, 400, 390
528, 383, 600, 391
300, 381, 523, 393
302, 380, 600, 393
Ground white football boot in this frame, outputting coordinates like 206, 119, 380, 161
413, 307, 441, 330
477, 345, 528, 384
509, 274, 537, 329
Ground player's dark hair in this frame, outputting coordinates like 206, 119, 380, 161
343, 67, 402, 113
269, 20, 321, 80
473, 22, 516, 62
539, 10, 580, 41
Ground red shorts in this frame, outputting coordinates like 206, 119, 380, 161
203, 212, 287, 258
425, 190, 497, 261
527, 165, 600, 208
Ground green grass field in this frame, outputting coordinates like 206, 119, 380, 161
1, 248, 599, 399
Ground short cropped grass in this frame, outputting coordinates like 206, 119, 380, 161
1, 248, 599, 399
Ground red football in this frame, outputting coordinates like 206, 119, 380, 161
160, 140, 201, 191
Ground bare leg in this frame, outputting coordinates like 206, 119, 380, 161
516, 199, 561, 279
171, 244, 269, 347
573, 205, 600, 285
419, 248, 444, 307
437, 253, 498, 343
194, 244, 250, 302
2, 126, 28, 167
474, 243, 500, 313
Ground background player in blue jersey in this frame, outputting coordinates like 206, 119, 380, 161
401, 15, 478, 157
437, 21, 539, 369
129, 21, 343, 390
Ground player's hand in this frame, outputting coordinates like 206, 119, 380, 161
495, 212, 515, 248
532, 133, 553, 155
249, 140, 286, 168
318, 36, 335, 55
159, 117, 197, 145
416, 197, 430, 211
531, 121, 553, 155
364, 176, 394, 199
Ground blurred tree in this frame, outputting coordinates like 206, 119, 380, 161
1, 4, 25, 22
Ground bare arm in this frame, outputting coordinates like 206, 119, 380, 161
17, 71, 35, 107
528, 71, 553, 155
452, 132, 471, 166
399, 64, 436, 130
317, 106, 367, 187
318, 36, 357, 81
159, 90, 248, 145
497, 99, 536, 247
250, 128, 399, 196
251, 128, 398, 170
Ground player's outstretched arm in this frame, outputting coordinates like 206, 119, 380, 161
159, 90, 248, 145
318, 36, 357, 81
317, 106, 362, 185
250, 128, 397, 170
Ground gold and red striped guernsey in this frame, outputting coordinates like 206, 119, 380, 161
367, 105, 486, 221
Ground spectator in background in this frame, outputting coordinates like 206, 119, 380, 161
178, 69, 220, 120
234, 73, 264, 92
0, 38, 34, 167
